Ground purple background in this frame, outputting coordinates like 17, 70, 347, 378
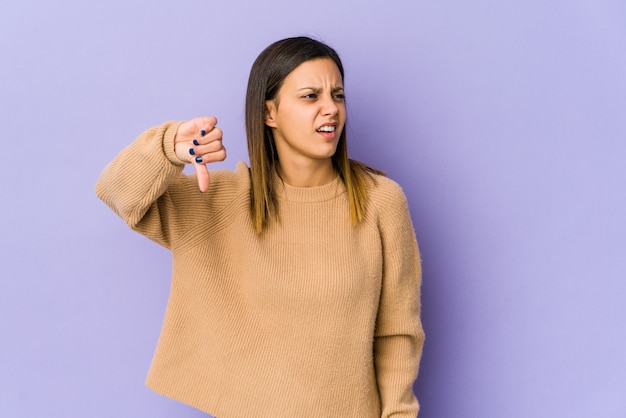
1, 1, 625, 417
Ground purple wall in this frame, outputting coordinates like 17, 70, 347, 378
2, 1, 625, 417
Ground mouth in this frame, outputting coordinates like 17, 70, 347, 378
316, 124, 337, 133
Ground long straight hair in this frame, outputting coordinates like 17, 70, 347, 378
245, 37, 383, 233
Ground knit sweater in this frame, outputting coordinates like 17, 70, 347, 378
96, 122, 424, 418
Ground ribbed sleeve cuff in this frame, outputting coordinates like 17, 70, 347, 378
162, 121, 187, 166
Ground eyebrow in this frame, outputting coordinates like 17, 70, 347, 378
296, 86, 345, 92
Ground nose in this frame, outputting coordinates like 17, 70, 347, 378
321, 94, 339, 116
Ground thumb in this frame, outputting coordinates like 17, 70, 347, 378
195, 162, 210, 192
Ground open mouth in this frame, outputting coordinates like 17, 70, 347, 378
317, 125, 336, 133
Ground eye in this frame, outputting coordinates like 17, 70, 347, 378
302, 93, 318, 99
333, 93, 346, 100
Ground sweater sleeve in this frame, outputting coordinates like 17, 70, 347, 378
373, 181, 425, 418
95, 121, 192, 249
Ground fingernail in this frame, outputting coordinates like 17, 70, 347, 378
189, 148, 195, 156
195, 156, 203, 163
200, 130, 207, 136
193, 139, 200, 146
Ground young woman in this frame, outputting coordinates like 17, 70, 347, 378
97, 36, 424, 418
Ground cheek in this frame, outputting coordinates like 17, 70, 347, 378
289, 107, 316, 126
338, 105, 347, 123
337, 101, 346, 114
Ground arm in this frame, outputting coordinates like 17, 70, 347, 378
374, 182, 425, 417
95, 118, 225, 248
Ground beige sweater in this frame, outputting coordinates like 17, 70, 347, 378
96, 122, 424, 418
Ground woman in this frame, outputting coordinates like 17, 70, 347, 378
96, 36, 424, 418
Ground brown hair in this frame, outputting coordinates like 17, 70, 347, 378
245, 36, 383, 233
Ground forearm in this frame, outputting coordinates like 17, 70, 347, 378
375, 325, 424, 417
96, 121, 184, 228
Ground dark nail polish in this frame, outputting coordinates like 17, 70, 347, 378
189, 148, 195, 156
193, 139, 200, 146
200, 130, 207, 136
195, 156, 203, 163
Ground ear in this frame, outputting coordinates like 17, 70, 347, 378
265, 100, 277, 128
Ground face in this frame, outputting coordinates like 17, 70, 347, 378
265, 58, 346, 167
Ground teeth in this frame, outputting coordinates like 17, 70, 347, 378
318, 125, 336, 132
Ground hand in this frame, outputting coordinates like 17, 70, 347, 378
174, 116, 226, 192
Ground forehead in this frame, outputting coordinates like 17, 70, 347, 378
282, 58, 343, 87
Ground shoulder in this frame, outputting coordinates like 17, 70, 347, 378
361, 172, 415, 235
367, 173, 409, 212
206, 161, 251, 192
364, 174, 420, 255
165, 162, 251, 238
168, 161, 250, 204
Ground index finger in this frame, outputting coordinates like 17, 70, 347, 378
197, 116, 218, 135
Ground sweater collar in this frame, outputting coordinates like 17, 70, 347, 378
271, 168, 346, 203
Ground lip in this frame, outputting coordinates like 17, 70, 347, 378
316, 122, 338, 131
316, 122, 339, 140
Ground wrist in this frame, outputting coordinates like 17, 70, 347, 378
164, 121, 187, 166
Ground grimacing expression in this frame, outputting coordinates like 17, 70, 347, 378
265, 58, 346, 165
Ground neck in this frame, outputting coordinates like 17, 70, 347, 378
276, 158, 336, 187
